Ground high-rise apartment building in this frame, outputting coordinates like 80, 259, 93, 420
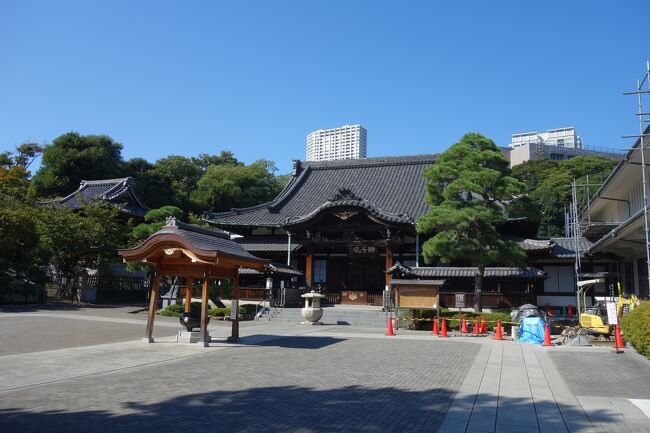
306, 124, 367, 161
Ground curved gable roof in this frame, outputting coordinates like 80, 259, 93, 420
203, 155, 436, 229
42, 177, 148, 217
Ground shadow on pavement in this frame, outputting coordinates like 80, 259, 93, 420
0, 385, 623, 433
0, 303, 146, 314
241, 335, 347, 349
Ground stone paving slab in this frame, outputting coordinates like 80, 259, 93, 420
0, 333, 480, 433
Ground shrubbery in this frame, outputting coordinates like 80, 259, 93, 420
621, 301, 650, 358
159, 302, 202, 317
419, 309, 512, 331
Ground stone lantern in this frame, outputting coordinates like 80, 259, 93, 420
301, 290, 325, 325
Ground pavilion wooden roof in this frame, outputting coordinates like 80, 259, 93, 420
118, 217, 269, 274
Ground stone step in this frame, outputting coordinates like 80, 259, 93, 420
268, 307, 388, 327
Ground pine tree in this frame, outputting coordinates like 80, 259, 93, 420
417, 133, 526, 311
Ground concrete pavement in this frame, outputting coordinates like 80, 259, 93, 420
0, 306, 648, 433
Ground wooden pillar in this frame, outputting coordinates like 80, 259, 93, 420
228, 270, 240, 343
184, 276, 193, 313
199, 273, 210, 347
305, 253, 313, 288
385, 243, 393, 289
144, 269, 161, 343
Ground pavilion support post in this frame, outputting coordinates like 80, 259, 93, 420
199, 274, 210, 347
184, 276, 193, 313
228, 271, 240, 343
143, 269, 161, 343
305, 253, 313, 288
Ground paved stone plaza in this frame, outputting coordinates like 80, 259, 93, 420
0, 305, 649, 433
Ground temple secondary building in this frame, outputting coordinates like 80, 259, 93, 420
40, 177, 148, 218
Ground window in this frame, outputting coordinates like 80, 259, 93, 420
314, 259, 327, 283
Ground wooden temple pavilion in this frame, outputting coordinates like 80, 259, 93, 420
118, 217, 269, 345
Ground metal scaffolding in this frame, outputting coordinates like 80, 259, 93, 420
623, 61, 650, 295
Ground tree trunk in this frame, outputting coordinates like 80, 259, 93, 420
474, 264, 485, 312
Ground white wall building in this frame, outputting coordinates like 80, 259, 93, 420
306, 124, 367, 161
507, 127, 622, 167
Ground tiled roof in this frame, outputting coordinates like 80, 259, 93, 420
204, 155, 436, 229
551, 237, 593, 258
388, 262, 546, 279
239, 263, 303, 276
151, 218, 263, 261
504, 235, 592, 259
234, 236, 302, 252
43, 177, 148, 217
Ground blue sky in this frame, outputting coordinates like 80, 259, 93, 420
1, 1, 649, 174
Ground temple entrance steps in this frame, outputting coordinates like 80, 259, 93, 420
268, 306, 389, 328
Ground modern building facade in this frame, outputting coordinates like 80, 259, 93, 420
581, 125, 650, 299
507, 127, 623, 166
306, 124, 367, 161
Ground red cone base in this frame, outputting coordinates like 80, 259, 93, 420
474, 316, 480, 335
480, 316, 487, 334
542, 322, 552, 346
440, 318, 449, 338
432, 319, 439, 336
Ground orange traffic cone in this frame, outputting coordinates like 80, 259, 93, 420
567, 305, 574, 317
480, 316, 487, 334
494, 320, 503, 341
474, 316, 480, 335
460, 315, 469, 333
386, 315, 395, 336
546, 304, 553, 317
542, 322, 552, 346
614, 325, 625, 353
440, 318, 449, 338
432, 318, 439, 336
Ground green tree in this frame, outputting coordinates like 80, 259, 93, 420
512, 156, 618, 237
0, 205, 47, 301
30, 132, 124, 198
131, 205, 184, 244
417, 133, 526, 311
192, 159, 283, 212
37, 203, 126, 300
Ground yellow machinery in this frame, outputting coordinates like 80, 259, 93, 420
577, 279, 639, 336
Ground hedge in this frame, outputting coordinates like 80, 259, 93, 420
418, 309, 512, 331
620, 301, 650, 358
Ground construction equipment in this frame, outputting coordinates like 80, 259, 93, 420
577, 278, 611, 336
576, 280, 640, 337
615, 282, 640, 317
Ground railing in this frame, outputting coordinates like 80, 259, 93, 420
367, 293, 384, 306
323, 293, 341, 305
439, 292, 537, 309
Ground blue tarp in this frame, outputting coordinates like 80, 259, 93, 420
519, 316, 546, 344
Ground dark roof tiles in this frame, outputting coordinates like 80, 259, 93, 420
43, 177, 148, 217
204, 155, 436, 228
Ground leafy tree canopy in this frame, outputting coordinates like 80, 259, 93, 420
512, 156, 618, 237
192, 159, 283, 212
30, 132, 124, 198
